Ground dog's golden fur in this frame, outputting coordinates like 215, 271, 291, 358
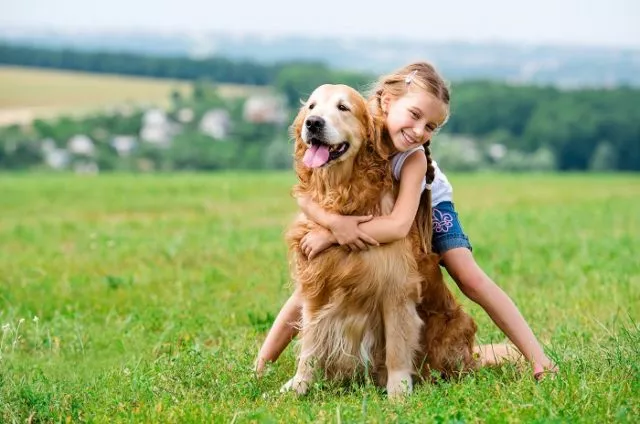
283, 84, 476, 397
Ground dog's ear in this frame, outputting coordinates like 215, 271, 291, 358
291, 100, 313, 190
290, 101, 308, 161
289, 101, 306, 145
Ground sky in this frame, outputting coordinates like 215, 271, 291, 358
2, 0, 640, 48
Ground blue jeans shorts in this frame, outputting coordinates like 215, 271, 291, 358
432, 201, 472, 255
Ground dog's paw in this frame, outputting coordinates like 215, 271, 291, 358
386, 370, 413, 399
280, 376, 311, 396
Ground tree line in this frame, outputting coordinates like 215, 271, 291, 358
0, 42, 285, 85
0, 43, 638, 171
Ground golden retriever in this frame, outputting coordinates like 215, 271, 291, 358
283, 84, 476, 397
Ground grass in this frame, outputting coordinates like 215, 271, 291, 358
0, 172, 638, 422
0, 66, 269, 126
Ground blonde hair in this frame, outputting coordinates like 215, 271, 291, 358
368, 61, 450, 255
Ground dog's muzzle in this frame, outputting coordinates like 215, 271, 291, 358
301, 115, 350, 169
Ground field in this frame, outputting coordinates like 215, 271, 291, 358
0, 66, 268, 126
0, 173, 638, 422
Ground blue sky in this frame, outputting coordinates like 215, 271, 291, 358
2, 0, 639, 48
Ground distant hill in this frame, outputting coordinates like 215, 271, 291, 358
1, 29, 639, 87
0, 66, 267, 126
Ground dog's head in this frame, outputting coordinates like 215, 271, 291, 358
292, 84, 376, 170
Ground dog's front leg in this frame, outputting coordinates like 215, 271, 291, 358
383, 299, 422, 398
280, 304, 316, 395
280, 350, 315, 396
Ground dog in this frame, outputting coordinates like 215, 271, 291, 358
282, 84, 476, 397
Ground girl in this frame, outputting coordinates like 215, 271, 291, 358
257, 62, 556, 381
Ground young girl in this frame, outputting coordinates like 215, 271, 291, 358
257, 62, 557, 381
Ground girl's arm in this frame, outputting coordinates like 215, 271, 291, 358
297, 196, 338, 230
298, 195, 379, 248
357, 151, 427, 243
299, 150, 426, 250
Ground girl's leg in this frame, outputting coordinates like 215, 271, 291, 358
255, 289, 302, 375
441, 247, 556, 377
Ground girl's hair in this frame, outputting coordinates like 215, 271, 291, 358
368, 61, 450, 255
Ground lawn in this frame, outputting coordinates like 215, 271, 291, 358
0, 66, 268, 126
0, 173, 638, 422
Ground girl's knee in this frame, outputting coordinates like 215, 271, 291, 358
441, 250, 488, 302
456, 272, 487, 302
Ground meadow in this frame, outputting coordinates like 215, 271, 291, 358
0, 172, 638, 422
0, 66, 268, 126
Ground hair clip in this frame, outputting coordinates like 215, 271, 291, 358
405, 70, 418, 85
425, 183, 432, 191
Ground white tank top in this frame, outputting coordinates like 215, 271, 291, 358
390, 146, 453, 207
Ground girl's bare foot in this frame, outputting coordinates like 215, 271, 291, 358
475, 343, 558, 380
474, 343, 523, 367
533, 362, 559, 381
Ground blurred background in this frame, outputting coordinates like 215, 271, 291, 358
1, 0, 639, 173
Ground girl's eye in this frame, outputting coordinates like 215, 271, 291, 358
309, 103, 316, 110
410, 111, 419, 119
337, 104, 350, 112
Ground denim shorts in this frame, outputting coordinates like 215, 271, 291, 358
432, 201, 472, 254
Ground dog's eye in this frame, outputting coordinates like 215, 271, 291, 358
337, 104, 350, 112
309, 103, 316, 110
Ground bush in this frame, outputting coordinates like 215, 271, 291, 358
494, 147, 557, 172
589, 141, 618, 171
262, 138, 294, 170
431, 134, 486, 172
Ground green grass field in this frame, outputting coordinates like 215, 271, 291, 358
0, 173, 638, 422
0, 66, 269, 126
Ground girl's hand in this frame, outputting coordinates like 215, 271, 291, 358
327, 215, 379, 250
301, 229, 336, 259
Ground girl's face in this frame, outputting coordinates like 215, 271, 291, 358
382, 88, 448, 153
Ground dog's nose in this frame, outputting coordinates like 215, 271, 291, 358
305, 116, 325, 133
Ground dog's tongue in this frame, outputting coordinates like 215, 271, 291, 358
303, 144, 330, 168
